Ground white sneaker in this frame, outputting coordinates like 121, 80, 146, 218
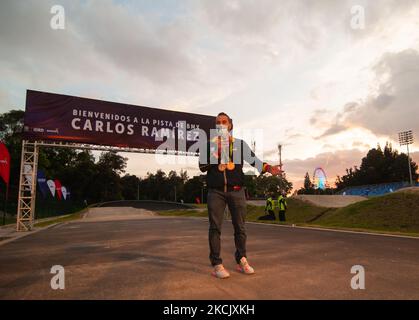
236, 257, 255, 275
212, 264, 230, 279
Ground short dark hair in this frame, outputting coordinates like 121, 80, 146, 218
216, 112, 233, 130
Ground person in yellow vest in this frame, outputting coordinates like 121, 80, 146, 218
258, 195, 275, 220
277, 193, 288, 221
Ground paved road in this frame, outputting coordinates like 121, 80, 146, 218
0, 209, 418, 299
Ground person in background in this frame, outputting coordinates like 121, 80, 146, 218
277, 193, 288, 222
258, 194, 275, 220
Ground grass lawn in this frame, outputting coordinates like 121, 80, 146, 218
34, 211, 85, 228
159, 198, 331, 224
157, 209, 208, 218
312, 192, 419, 235
157, 193, 419, 237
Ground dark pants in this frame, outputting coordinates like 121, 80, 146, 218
279, 210, 286, 221
258, 210, 275, 220
207, 188, 247, 266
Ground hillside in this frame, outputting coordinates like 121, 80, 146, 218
313, 192, 419, 234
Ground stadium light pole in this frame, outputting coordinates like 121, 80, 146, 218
398, 130, 414, 187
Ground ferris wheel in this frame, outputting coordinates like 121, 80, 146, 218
313, 167, 327, 190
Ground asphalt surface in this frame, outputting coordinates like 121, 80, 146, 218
0, 209, 419, 299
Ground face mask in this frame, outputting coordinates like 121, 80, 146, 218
216, 124, 229, 137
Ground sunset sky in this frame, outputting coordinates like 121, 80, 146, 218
1, 0, 418, 189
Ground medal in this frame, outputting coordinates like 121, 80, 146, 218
218, 164, 227, 171
217, 136, 235, 172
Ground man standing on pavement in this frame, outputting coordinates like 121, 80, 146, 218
199, 112, 282, 279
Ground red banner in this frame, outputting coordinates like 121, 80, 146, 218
0, 142, 10, 186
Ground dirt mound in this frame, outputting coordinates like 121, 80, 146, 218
83, 207, 159, 222
292, 195, 367, 208
95, 200, 194, 211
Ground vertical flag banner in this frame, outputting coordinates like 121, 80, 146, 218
54, 179, 63, 200
0, 142, 10, 186
47, 179, 56, 197
37, 170, 50, 198
61, 186, 67, 200
0, 142, 10, 225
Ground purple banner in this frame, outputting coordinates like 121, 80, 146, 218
23, 90, 215, 151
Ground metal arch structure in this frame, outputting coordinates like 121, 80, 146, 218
16, 141, 39, 231
16, 139, 199, 231
17, 90, 215, 231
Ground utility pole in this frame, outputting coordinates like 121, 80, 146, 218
278, 144, 283, 177
201, 181, 206, 204
278, 144, 282, 169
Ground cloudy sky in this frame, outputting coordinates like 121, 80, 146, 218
1, 0, 418, 189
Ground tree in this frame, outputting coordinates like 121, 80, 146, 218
98, 151, 127, 175
121, 174, 140, 200
59, 150, 97, 203
184, 175, 205, 203
336, 143, 418, 190
0, 110, 24, 142
304, 172, 314, 191
297, 172, 315, 194
252, 174, 293, 198
94, 151, 128, 202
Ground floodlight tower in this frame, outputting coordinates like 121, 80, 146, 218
398, 130, 414, 186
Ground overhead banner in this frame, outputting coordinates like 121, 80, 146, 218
23, 90, 215, 151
